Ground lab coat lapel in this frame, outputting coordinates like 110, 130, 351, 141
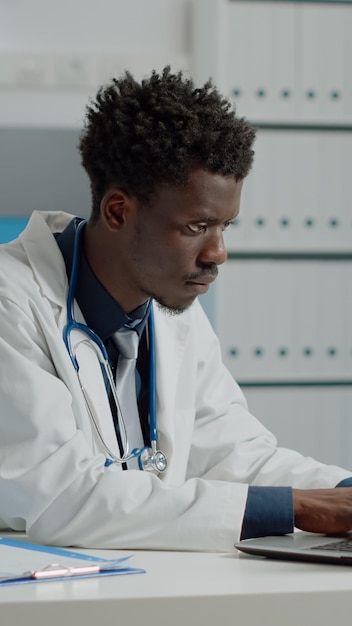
153, 304, 191, 464
71, 304, 121, 459
19, 211, 74, 312
20, 211, 120, 456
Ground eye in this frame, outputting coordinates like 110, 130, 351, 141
222, 220, 235, 231
187, 223, 208, 234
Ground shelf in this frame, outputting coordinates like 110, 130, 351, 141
239, 379, 352, 387
226, 251, 352, 260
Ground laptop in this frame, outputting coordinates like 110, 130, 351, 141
234, 531, 352, 565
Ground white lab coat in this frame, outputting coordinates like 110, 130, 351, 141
0, 211, 350, 551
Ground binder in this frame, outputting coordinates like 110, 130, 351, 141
320, 132, 352, 251
227, 1, 296, 122
216, 261, 250, 378
316, 261, 350, 379
339, 134, 352, 249
267, 2, 296, 121
249, 132, 273, 250
229, 128, 352, 253
343, 7, 352, 120
318, 4, 345, 121
226, 1, 253, 119
244, 385, 352, 470
245, 386, 318, 457
293, 131, 321, 251
297, 3, 348, 123
0, 537, 145, 585
297, 3, 321, 120
271, 131, 298, 250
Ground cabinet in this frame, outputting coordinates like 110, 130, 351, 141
193, 0, 352, 468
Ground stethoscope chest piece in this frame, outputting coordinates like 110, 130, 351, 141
139, 445, 167, 473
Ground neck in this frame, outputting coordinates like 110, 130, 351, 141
83, 221, 146, 314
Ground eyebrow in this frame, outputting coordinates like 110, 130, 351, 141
189, 214, 237, 223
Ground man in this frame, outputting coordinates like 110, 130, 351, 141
0, 67, 351, 550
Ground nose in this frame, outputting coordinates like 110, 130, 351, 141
198, 229, 227, 267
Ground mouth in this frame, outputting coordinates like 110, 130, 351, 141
185, 268, 218, 284
185, 277, 216, 294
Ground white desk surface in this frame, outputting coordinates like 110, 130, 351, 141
1, 533, 352, 626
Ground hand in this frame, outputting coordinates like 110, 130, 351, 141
293, 487, 352, 534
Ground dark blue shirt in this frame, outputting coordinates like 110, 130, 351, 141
240, 466, 352, 540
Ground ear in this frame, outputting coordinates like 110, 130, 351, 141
100, 188, 135, 231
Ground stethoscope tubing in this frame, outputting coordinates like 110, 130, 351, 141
62, 219, 164, 471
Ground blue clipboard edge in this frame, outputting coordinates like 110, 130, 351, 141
0, 537, 111, 562
0, 537, 145, 584
0, 568, 146, 586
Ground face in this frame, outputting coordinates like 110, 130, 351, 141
121, 169, 243, 314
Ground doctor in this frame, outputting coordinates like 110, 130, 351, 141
0, 67, 352, 550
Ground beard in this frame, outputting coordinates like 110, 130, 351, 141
154, 295, 193, 317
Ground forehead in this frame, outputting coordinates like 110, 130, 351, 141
151, 169, 243, 219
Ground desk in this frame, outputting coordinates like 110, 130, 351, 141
1, 536, 352, 626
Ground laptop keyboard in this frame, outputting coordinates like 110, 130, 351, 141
311, 538, 352, 552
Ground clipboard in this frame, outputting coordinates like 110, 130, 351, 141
0, 537, 145, 585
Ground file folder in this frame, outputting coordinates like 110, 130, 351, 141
0, 537, 145, 585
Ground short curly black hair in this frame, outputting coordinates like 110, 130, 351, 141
79, 66, 256, 221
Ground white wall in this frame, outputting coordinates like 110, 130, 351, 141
0, 0, 190, 127
0, 0, 189, 54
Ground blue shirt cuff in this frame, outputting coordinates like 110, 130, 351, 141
336, 478, 352, 487
240, 486, 294, 540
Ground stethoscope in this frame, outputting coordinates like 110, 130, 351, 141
62, 219, 167, 473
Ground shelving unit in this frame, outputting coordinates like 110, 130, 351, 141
192, 0, 352, 468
